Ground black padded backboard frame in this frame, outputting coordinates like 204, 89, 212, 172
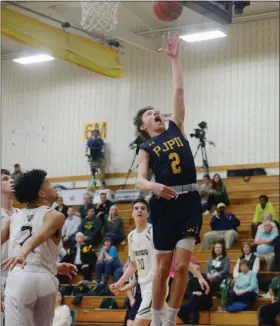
183, 1, 233, 24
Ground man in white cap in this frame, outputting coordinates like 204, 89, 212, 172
200, 203, 240, 251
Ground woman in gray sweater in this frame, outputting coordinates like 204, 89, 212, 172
104, 205, 125, 245
206, 242, 230, 294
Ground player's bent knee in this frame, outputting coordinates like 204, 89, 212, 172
174, 262, 188, 277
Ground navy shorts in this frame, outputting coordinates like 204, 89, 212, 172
149, 191, 202, 251
127, 293, 142, 321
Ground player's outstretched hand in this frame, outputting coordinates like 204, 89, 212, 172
1, 253, 26, 271
57, 263, 78, 279
158, 32, 181, 59
198, 276, 210, 295
151, 182, 176, 200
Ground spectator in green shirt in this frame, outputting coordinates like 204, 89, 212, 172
251, 195, 278, 238
78, 193, 95, 219
258, 277, 280, 326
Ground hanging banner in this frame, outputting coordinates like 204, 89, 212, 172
84, 121, 107, 141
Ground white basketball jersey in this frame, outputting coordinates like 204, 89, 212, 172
8, 205, 59, 275
1, 208, 20, 279
128, 223, 155, 286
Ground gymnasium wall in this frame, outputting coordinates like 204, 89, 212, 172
2, 18, 279, 177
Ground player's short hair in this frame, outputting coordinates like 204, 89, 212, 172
133, 106, 154, 140
132, 198, 149, 211
14, 169, 47, 204
1, 169, 10, 176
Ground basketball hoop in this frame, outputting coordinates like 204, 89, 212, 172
81, 0, 119, 33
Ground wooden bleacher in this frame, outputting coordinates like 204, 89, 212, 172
13, 172, 280, 325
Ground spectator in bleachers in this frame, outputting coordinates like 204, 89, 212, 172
63, 232, 97, 281
233, 243, 260, 278
206, 242, 230, 294
178, 263, 212, 324
227, 260, 258, 312
11, 163, 23, 182
53, 290, 71, 326
251, 195, 278, 238
207, 174, 230, 209
258, 276, 280, 326
257, 213, 279, 235
79, 207, 102, 246
78, 193, 95, 219
104, 205, 125, 246
254, 221, 278, 271
62, 207, 81, 249
95, 192, 114, 225
95, 237, 122, 285
200, 203, 240, 250
55, 196, 68, 219
199, 174, 212, 215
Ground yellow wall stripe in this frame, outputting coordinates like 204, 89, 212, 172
2, 8, 123, 78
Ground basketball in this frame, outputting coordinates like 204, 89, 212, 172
152, 2, 183, 22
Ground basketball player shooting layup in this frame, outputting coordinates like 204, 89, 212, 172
133, 33, 203, 326
1, 169, 69, 326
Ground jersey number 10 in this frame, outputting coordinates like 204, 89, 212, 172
137, 258, 145, 271
168, 152, 181, 174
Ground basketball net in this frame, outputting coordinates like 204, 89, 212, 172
81, 0, 119, 33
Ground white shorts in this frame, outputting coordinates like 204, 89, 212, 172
4, 267, 59, 326
136, 283, 153, 320
136, 281, 169, 320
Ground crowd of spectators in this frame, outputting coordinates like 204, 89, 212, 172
57, 192, 124, 285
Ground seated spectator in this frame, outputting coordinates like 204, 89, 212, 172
53, 290, 71, 326
95, 192, 114, 225
178, 263, 212, 325
254, 221, 278, 271
258, 276, 280, 326
104, 205, 125, 245
79, 207, 102, 246
251, 195, 278, 238
207, 174, 230, 209
233, 243, 260, 278
62, 232, 97, 281
200, 203, 240, 250
206, 242, 230, 294
11, 163, 23, 182
199, 174, 212, 215
257, 213, 279, 235
227, 260, 258, 311
62, 207, 81, 249
55, 196, 68, 219
96, 237, 122, 285
78, 193, 95, 219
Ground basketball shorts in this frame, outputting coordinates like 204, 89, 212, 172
149, 191, 202, 251
127, 293, 142, 321
4, 267, 58, 326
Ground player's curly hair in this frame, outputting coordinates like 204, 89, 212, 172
15, 169, 47, 204
133, 106, 154, 140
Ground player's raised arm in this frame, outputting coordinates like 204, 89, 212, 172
159, 32, 184, 131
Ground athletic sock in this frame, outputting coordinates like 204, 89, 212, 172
151, 308, 163, 326
166, 306, 179, 326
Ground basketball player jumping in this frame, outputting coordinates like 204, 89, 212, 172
133, 33, 202, 326
1, 169, 73, 326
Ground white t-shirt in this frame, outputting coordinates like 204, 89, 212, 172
1, 208, 20, 286
9, 205, 59, 275
128, 223, 155, 286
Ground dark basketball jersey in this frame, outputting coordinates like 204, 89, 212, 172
140, 120, 197, 186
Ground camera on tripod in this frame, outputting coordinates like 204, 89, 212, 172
190, 121, 207, 141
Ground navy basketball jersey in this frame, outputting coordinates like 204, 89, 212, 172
140, 120, 196, 186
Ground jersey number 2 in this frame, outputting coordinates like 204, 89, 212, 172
168, 153, 181, 174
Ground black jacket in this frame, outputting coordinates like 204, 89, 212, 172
63, 243, 97, 266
